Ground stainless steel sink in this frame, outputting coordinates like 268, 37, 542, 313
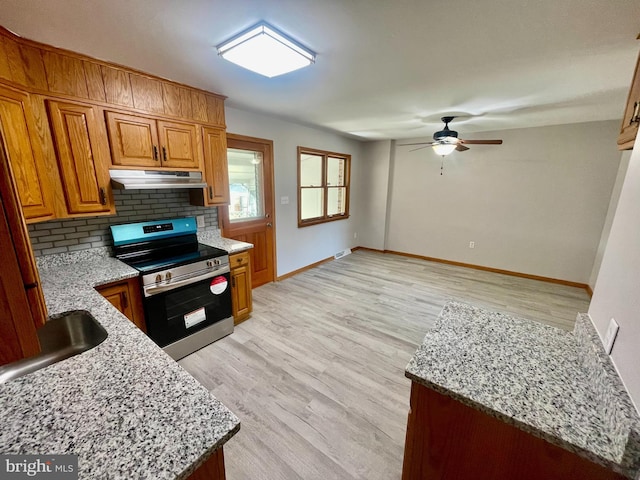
0, 310, 107, 384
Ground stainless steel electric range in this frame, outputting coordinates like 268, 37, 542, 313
110, 217, 233, 360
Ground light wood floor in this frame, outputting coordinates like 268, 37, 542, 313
179, 250, 591, 480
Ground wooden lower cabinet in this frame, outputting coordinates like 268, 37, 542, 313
402, 381, 627, 480
186, 447, 226, 480
230, 251, 252, 324
95, 277, 146, 332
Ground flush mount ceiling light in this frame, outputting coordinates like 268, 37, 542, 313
217, 22, 315, 78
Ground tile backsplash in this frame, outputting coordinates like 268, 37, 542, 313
28, 190, 218, 257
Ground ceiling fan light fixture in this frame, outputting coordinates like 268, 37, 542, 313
217, 22, 315, 78
432, 143, 457, 156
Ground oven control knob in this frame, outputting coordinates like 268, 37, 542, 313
214, 258, 221, 265
165, 272, 172, 282
155, 274, 162, 284
206, 260, 214, 268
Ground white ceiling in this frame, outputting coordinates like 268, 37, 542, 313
1, 0, 639, 141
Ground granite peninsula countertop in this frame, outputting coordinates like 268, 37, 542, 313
406, 301, 640, 479
197, 228, 253, 254
0, 247, 240, 480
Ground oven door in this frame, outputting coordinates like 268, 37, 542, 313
144, 270, 232, 348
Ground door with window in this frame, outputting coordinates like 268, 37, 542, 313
220, 134, 275, 288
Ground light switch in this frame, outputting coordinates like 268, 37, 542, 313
281, 196, 289, 205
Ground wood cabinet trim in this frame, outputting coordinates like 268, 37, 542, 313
0, 26, 226, 127
618, 45, 640, 150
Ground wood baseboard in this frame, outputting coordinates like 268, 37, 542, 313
356, 247, 590, 292
278, 246, 590, 295
276, 255, 335, 281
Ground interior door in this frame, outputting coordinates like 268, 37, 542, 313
221, 134, 275, 288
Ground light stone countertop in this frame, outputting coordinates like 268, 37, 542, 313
406, 301, 640, 479
0, 248, 240, 480
197, 228, 253, 254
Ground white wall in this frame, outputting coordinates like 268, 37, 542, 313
354, 140, 393, 250
225, 107, 362, 276
588, 151, 632, 289
589, 136, 640, 410
386, 121, 620, 283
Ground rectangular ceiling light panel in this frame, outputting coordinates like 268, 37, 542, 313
217, 23, 315, 78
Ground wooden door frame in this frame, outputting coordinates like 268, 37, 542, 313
221, 133, 277, 283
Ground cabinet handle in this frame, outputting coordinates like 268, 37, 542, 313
232, 277, 236, 288
208, 186, 213, 200
162, 146, 167, 161
632, 101, 640, 125
122, 291, 129, 309
153, 145, 159, 160
99, 188, 107, 205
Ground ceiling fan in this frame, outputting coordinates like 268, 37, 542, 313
400, 116, 503, 156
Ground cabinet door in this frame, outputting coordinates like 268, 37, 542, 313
96, 278, 146, 332
47, 100, 114, 215
202, 127, 230, 205
618, 49, 640, 150
0, 86, 55, 221
230, 252, 252, 324
0, 137, 42, 365
105, 111, 160, 167
157, 120, 200, 169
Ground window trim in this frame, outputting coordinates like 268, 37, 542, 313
297, 146, 351, 227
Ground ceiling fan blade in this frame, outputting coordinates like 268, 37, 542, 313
456, 144, 470, 152
398, 142, 432, 146
459, 139, 503, 145
409, 145, 432, 152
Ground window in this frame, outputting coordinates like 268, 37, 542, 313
227, 148, 264, 222
298, 146, 350, 227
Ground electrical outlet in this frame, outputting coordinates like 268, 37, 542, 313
281, 196, 289, 205
604, 318, 620, 354
196, 215, 205, 228
354, 232, 358, 239
469, 241, 475, 249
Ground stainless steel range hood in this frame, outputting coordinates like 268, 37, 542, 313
110, 169, 207, 190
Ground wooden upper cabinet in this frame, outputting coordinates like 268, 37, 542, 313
0, 85, 55, 221
106, 110, 200, 169
130, 74, 164, 114
47, 100, 114, 215
618, 48, 640, 150
106, 111, 160, 167
201, 127, 229, 204
157, 120, 200, 169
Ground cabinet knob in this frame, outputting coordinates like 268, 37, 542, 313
99, 188, 107, 205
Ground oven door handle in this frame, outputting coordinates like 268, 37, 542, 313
144, 267, 230, 297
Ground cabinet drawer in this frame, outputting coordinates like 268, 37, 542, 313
230, 251, 250, 268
